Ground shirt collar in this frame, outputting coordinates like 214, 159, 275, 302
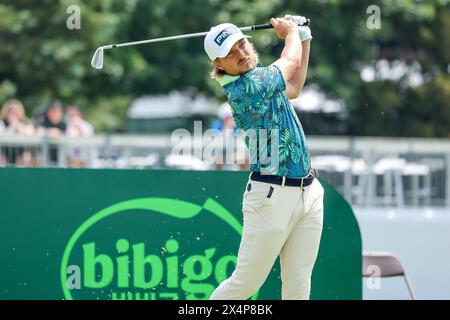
217, 74, 240, 87
217, 64, 264, 87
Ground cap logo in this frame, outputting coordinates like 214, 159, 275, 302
214, 27, 237, 46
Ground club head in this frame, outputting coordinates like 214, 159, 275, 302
91, 47, 104, 69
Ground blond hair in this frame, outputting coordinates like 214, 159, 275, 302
210, 61, 226, 80
1, 99, 26, 121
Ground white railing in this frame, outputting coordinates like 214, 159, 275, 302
1, 133, 449, 208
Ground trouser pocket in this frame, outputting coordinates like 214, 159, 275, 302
242, 180, 275, 213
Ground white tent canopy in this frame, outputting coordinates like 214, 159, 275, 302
127, 91, 218, 119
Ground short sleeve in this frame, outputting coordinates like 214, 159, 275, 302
244, 65, 286, 96
264, 64, 287, 92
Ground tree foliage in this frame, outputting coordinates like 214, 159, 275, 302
0, 0, 449, 136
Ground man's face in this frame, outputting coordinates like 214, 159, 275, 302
215, 39, 258, 76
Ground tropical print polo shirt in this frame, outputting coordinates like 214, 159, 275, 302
219, 64, 311, 178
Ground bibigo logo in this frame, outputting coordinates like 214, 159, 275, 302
60, 197, 259, 300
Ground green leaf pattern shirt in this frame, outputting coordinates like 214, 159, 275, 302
221, 64, 311, 178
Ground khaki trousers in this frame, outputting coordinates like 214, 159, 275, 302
210, 176, 324, 300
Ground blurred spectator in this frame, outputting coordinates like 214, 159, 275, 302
0, 99, 36, 166
211, 102, 248, 171
38, 100, 67, 137
37, 100, 67, 165
211, 102, 237, 132
1, 99, 35, 135
65, 105, 95, 167
66, 105, 94, 137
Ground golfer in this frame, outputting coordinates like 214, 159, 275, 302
204, 15, 324, 300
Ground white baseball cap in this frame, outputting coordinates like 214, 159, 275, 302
204, 23, 251, 61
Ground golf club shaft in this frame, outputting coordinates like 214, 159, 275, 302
102, 19, 311, 50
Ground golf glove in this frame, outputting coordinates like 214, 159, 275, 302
285, 15, 312, 41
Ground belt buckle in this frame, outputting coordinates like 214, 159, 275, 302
281, 176, 286, 187
300, 178, 304, 189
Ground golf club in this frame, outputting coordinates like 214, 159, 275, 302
91, 19, 311, 69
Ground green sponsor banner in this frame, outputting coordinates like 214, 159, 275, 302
0, 168, 361, 300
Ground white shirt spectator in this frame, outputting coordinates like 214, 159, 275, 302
65, 105, 94, 137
